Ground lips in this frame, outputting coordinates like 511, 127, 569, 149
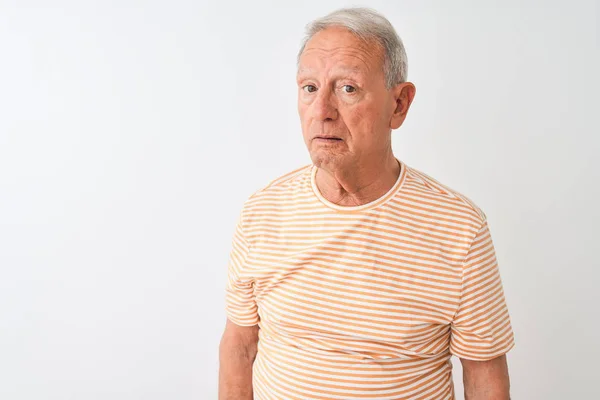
315, 136, 342, 140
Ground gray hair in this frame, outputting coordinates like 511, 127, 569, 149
297, 7, 408, 89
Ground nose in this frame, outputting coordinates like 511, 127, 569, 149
311, 88, 338, 121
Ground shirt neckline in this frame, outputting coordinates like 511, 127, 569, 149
310, 158, 407, 212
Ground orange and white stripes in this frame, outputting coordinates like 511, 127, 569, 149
225, 158, 515, 399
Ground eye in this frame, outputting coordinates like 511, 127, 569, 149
302, 85, 317, 93
342, 85, 356, 93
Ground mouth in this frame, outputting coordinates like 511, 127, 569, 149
314, 136, 343, 141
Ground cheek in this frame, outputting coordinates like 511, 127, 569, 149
297, 103, 306, 124
363, 102, 388, 127
297, 105, 312, 141
343, 105, 386, 145
344, 106, 370, 133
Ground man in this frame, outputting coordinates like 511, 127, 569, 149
219, 7, 514, 400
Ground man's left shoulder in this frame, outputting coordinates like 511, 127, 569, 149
403, 164, 487, 222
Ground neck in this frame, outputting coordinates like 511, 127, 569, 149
315, 154, 401, 207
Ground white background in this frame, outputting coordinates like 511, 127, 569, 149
1, 0, 598, 398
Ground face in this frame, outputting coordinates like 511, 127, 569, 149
297, 27, 415, 171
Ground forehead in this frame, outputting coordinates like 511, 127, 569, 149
298, 27, 384, 77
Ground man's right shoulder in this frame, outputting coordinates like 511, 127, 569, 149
243, 163, 313, 206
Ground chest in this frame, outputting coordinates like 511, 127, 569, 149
242, 213, 463, 342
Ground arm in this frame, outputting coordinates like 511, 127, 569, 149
450, 218, 515, 398
218, 318, 259, 400
461, 354, 511, 400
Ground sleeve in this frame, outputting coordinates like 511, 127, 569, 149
224, 211, 260, 327
449, 218, 515, 360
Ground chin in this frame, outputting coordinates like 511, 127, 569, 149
309, 150, 347, 170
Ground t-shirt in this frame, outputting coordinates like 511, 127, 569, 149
224, 158, 515, 400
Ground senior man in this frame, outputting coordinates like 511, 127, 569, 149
219, 7, 515, 400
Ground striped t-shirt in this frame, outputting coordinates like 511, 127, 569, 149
224, 158, 515, 400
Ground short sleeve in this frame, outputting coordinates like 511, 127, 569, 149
224, 212, 260, 327
450, 218, 515, 360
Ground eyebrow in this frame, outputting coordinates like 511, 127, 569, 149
296, 67, 363, 79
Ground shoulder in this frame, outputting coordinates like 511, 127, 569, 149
260, 163, 313, 192
402, 163, 488, 224
240, 163, 313, 211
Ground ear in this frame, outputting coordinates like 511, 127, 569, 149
390, 82, 416, 130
